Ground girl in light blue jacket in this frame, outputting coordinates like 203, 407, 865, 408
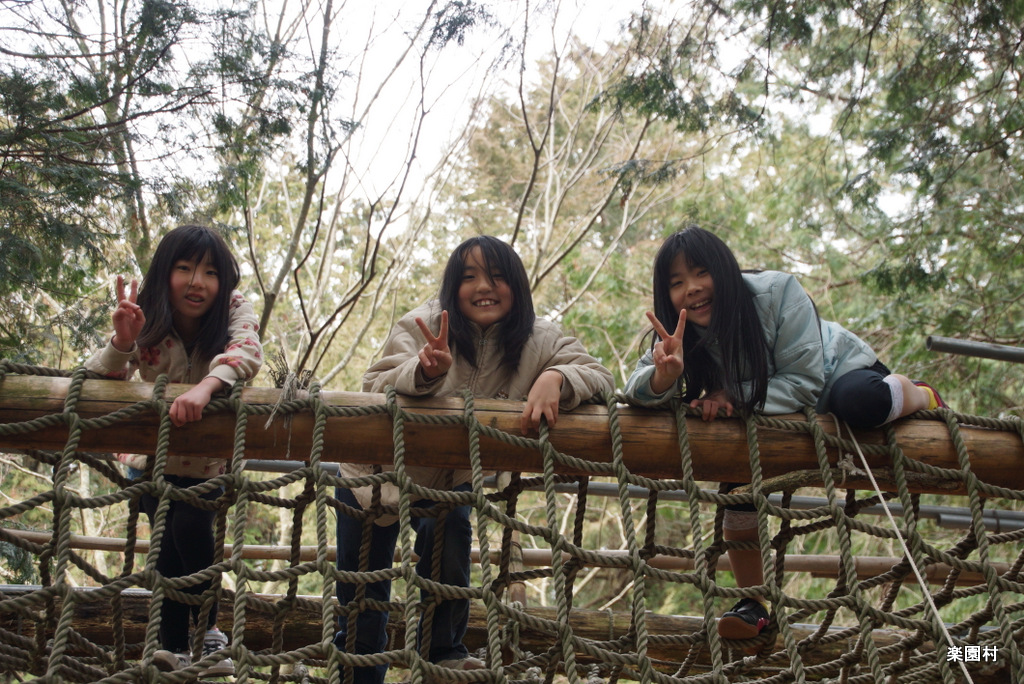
622, 225, 946, 645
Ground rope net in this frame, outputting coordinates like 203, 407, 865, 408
0, 360, 1022, 684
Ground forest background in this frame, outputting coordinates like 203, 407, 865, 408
1, 0, 1022, 617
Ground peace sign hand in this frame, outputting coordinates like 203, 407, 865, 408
415, 310, 453, 379
646, 309, 686, 395
111, 275, 145, 353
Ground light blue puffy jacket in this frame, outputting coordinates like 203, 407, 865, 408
622, 271, 878, 414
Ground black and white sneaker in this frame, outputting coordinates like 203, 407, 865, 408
199, 629, 235, 677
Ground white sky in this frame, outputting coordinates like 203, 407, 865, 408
328, 0, 666, 200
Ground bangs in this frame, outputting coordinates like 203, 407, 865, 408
168, 227, 240, 291
679, 249, 706, 270
440, 234, 535, 371
463, 237, 513, 282
174, 234, 220, 268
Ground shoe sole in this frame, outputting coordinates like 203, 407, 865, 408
199, 662, 235, 677
717, 616, 761, 641
198, 655, 234, 679
152, 651, 187, 672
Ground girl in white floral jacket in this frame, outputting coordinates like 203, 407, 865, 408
86, 224, 263, 675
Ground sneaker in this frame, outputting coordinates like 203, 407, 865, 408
199, 629, 235, 677
717, 598, 770, 640
153, 649, 191, 672
913, 380, 948, 410
435, 656, 485, 671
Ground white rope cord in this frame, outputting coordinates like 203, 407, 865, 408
840, 419, 974, 684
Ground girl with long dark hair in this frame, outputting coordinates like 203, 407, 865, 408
335, 235, 613, 682
623, 225, 945, 643
87, 224, 263, 674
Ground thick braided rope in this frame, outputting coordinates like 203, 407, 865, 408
837, 419, 965, 684
302, 381, 341, 682
385, 386, 426, 684
803, 406, 887, 682
604, 395, 655, 683
225, 380, 253, 684
463, 392, 509, 684
879, 418, 964, 684
743, 412, 806, 680
43, 365, 89, 681
668, 401, 728, 684
133, 374, 172, 678
1, 362, 1024, 682
538, 416, 582, 684
943, 408, 1024, 676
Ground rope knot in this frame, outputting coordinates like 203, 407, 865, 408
836, 452, 865, 486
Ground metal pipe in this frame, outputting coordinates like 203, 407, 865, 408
926, 335, 1024, 364
244, 461, 1024, 531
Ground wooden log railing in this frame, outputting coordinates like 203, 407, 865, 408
0, 375, 1022, 493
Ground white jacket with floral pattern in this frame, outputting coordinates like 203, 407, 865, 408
85, 290, 263, 477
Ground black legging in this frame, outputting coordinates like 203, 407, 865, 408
826, 360, 895, 429
138, 476, 223, 652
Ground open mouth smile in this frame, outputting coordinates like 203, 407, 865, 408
684, 298, 711, 311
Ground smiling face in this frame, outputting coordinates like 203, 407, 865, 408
668, 251, 715, 327
457, 246, 514, 330
169, 253, 220, 336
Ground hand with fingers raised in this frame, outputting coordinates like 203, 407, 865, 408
415, 310, 453, 379
646, 309, 686, 395
111, 275, 145, 353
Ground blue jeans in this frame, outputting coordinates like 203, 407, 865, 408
334, 483, 473, 684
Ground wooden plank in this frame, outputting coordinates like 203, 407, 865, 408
0, 375, 1022, 492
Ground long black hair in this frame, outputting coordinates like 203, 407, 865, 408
136, 224, 241, 362
649, 225, 769, 411
438, 235, 535, 372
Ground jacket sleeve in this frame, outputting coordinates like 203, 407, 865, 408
620, 349, 678, 407
84, 337, 139, 380
363, 305, 444, 395
534, 325, 615, 409
206, 291, 264, 386
745, 274, 825, 414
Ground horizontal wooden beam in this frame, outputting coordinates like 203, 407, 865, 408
4, 529, 1003, 586
1, 375, 1022, 493
0, 585, 941, 677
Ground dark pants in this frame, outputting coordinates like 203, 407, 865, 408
137, 474, 222, 652
334, 484, 473, 684
826, 360, 894, 429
